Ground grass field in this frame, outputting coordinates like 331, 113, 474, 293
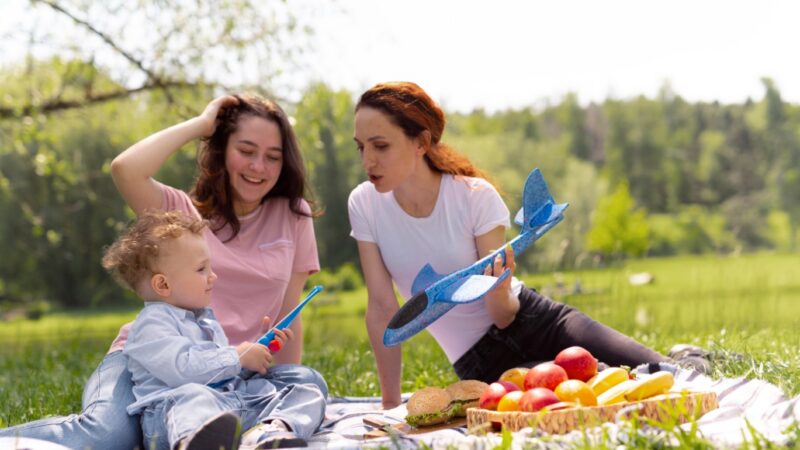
2, 252, 799, 439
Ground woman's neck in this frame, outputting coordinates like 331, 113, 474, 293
393, 164, 442, 218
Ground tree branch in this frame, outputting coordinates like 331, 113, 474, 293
0, 81, 200, 119
33, 0, 160, 82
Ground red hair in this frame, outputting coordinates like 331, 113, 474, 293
356, 82, 490, 181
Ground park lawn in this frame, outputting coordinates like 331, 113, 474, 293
1, 252, 799, 432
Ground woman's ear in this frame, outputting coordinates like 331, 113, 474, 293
416, 130, 432, 155
151, 273, 170, 297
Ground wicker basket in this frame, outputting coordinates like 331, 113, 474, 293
466, 390, 717, 434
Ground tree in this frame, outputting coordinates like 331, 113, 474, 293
294, 84, 360, 269
760, 78, 800, 250
1, 0, 308, 118
586, 181, 650, 260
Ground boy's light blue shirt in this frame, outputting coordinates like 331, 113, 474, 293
124, 302, 241, 414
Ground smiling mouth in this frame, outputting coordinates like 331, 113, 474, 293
369, 174, 382, 182
242, 174, 265, 185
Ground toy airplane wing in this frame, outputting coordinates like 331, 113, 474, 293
383, 270, 510, 346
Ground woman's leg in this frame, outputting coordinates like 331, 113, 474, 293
454, 288, 668, 382
0, 351, 142, 450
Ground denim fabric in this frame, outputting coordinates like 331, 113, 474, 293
141, 382, 325, 449
258, 364, 329, 400
0, 351, 143, 450
453, 287, 669, 382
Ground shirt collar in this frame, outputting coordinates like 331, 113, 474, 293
142, 301, 215, 321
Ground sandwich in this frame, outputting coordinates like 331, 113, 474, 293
446, 380, 489, 416
404, 387, 456, 427
405, 380, 490, 427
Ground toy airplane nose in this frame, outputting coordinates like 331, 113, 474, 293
383, 270, 511, 347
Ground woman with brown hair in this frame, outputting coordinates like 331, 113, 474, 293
0, 94, 327, 449
348, 82, 669, 409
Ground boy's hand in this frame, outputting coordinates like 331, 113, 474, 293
259, 316, 296, 348
236, 341, 272, 374
268, 328, 293, 352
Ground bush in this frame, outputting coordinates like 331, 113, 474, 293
25, 300, 51, 320
648, 207, 737, 256
310, 263, 364, 292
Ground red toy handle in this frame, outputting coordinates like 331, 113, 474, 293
268, 339, 282, 352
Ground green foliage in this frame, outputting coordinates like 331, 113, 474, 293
308, 263, 363, 293
586, 182, 650, 259
293, 84, 361, 270
4, 53, 800, 310
648, 207, 736, 256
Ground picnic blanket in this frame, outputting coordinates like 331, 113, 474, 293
304, 362, 800, 449
3, 363, 798, 449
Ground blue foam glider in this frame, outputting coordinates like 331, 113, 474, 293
383, 168, 568, 347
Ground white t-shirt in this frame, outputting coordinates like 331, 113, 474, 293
348, 174, 513, 362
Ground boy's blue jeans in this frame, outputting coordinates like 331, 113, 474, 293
0, 351, 328, 450
142, 382, 325, 449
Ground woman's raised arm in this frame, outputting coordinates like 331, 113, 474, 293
110, 95, 239, 215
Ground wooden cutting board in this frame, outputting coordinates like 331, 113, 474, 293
362, 416, 467, 439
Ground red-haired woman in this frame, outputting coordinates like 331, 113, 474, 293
0, 95, 327, 449
348, 82, 669, 409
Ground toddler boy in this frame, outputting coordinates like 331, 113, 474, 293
103, 210, 325, 450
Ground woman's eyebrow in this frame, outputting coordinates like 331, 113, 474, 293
236, 139, 258, 147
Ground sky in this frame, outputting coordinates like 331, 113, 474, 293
296, 0, 800, 112
2, 0, 799, 113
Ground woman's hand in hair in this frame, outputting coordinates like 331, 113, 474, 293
198, 95, 240, 137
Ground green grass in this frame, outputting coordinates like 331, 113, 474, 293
2, 252, 800, 447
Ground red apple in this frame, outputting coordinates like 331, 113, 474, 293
554, 346, 598, 382
497, 380, 520, 393
523, 362, 568, 391
519, 388, 560, 412
479, 382, 509, 410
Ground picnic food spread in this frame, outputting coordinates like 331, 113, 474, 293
466, 346, 718, 434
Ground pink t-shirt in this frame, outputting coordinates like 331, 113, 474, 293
108, 183, 319, 352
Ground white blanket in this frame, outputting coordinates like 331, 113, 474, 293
305, 363, 800, 449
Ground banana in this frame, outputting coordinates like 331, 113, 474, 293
597, 379, 638, 405
624, 371, 674, 401
588, 367, 630, 396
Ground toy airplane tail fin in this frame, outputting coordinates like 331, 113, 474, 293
514, 168, 567, 232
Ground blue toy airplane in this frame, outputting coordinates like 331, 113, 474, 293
383, 168, 568, 347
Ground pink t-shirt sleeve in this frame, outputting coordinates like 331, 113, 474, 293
160, 182, 202, 218
292, 200, 320, 274
107, 321, 132, 354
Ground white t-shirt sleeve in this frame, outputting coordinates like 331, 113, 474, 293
466, 177, 511, 236
348, 182, 376, 243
